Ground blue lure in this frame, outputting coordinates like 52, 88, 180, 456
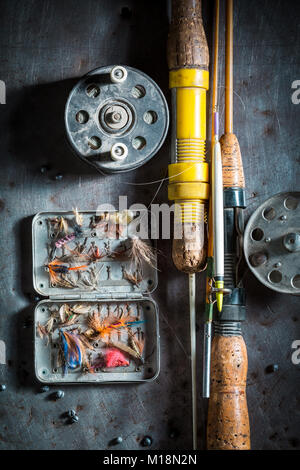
59, 330, 83, 374
125, 320, 145, 327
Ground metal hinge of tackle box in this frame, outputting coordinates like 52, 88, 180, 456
48, 292, 144, 301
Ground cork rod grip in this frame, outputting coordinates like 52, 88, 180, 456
167, 0, 209, 70
207, 335, 250, 450
222, 0, 245, 189
220, 133, 245, 188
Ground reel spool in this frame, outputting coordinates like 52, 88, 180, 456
65, 65, 169, 173
244, 192, 300, 294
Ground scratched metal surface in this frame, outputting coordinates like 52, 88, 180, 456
0, 0, 299, 450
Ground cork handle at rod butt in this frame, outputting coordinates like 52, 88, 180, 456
167, 0, 209, 70
207, 335, 250, 450
220, 133, 245, 188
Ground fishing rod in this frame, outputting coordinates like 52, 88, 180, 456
167, 0, 209, 449
211, 4, 225, 317
203, 0, 225, 399
206, 0, 250, 450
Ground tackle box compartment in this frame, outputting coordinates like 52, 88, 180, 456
32, 210, 160, 384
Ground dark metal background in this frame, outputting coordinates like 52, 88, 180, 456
0, 0, 299, 450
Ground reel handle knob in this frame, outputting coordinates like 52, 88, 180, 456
110, 66, 128, 83
110, 143, 128, 162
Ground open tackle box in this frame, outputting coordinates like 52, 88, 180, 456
32, 210, 160, 383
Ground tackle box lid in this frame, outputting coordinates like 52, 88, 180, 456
32, 210, 158, 300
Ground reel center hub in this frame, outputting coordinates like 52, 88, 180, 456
102, 103, 131, 131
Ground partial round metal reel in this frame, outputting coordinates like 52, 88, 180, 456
244, 192, 300, 294
65, 65, 169, 173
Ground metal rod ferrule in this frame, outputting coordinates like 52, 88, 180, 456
202, 321, 212, 398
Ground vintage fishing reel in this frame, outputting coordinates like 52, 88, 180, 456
244, 192, 300, 294
65, 65, 169, 173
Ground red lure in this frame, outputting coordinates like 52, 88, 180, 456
106, 348, 129, 368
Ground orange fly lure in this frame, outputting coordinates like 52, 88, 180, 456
47, 259, 88, 284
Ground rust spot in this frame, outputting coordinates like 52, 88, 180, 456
79, 58, 89, 70
264, 125, 275, 136
9, 181, 15, 188
260, 109, 274, 117
27, 407, 34, 426
49, 193, 64, 208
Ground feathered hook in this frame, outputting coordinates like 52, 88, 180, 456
59, 329, 87, 374
128, 237, 157, 270
73, 208, 83, 227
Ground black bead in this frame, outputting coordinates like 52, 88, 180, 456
140, 436, 152, 447
169, 429, 179, 439
69, 415, 79, 424
54, 390, 65, 399
265, 364, 279, 374
109, 436, 123, 446
40, 165, 50, 174
67, 409, 77, 418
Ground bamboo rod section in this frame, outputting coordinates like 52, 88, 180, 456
225, 0, 234, 134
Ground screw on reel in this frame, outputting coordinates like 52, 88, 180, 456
244, 192, 300, 294
65, 65, 169, 173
